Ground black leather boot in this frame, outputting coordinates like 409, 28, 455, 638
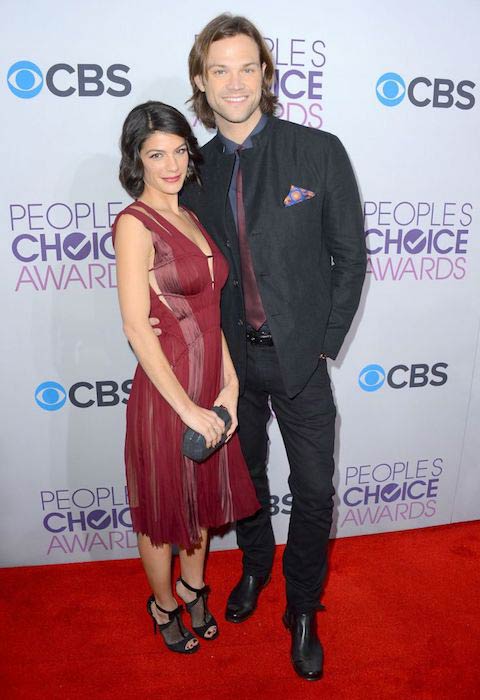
225, 573, 270, 623
283, 608, 324, 680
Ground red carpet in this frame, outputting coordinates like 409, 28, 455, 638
1, 521, 480, 699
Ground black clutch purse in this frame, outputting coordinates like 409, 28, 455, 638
182, 405, 232, 463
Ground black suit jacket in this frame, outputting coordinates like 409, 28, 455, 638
181, 116, 366, 398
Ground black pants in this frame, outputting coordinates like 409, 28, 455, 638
236, 342, 336, 613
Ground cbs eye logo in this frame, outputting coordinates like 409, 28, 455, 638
35, 381, 67, 411
376, 73, 406, 107
7, 61, 43, 99
358, 364, 386, 392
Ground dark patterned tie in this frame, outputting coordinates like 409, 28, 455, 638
236, 149, 267, 330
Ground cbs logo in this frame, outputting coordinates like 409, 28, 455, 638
7, 60, 131, 99
376, 72, 475, 110
358, 363, 448, 392
34, 380, 132, 411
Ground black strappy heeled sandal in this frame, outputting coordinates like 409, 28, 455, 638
176, 578, 219, 641
146, 594, 199, 654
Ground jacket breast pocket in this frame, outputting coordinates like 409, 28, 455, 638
276, 195, 322, 248
282, 192, 321, 221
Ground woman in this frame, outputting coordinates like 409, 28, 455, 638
113, 101, 259, 654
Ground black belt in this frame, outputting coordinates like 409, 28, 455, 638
246, 325, 274, 346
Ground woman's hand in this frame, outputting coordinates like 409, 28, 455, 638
213, 379, 239, 441
179, 402, 227, 448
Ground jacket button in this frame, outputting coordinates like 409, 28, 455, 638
225, 239, 231, 248
233, 279, 239, 287
237, 319, 244, 326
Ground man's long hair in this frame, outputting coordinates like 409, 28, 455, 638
187, 13, 278, 130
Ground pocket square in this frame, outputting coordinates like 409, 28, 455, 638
283, 184, 316, 207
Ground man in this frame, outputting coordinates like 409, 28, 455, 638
181, 13, 366, 679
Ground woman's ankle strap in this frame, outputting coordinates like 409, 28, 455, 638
178, 577, 206, 594
154, 599, 182, 616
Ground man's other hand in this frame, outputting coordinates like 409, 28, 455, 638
149, 317, 161, 337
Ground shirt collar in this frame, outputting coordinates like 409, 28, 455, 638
217, 113, 269, 154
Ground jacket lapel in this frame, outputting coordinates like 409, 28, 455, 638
206, 150, 242, 278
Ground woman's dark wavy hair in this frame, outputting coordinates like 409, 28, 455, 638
119, 101, 202, 199
188, 13, 278, 130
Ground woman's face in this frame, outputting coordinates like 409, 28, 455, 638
139, 131, 189, 198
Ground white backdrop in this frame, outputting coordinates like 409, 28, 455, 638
1, 0, 479, 566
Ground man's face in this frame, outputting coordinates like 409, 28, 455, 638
195, 34, 266, 134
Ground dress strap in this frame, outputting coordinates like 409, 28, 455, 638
122, 202, 174, 236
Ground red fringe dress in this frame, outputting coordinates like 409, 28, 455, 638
112, 201, 259, 548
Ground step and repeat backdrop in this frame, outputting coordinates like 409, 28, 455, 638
1, 0, 479, 566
